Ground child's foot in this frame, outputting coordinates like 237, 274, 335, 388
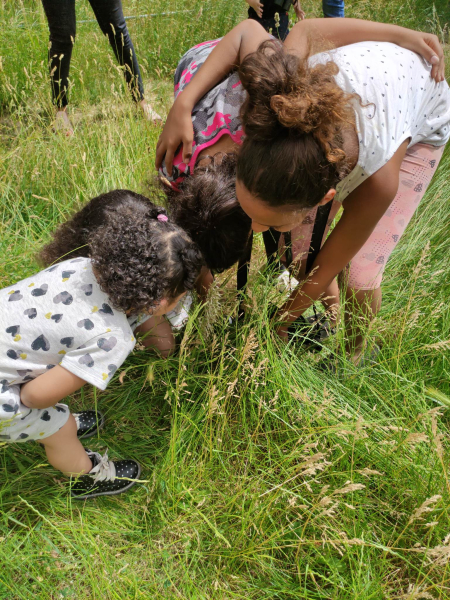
70, 450, 141, 499
74, 410, 105, 439
53, 109, 74, 136
139, 99, 162, 124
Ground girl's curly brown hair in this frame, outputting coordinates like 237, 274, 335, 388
162, 154, 252, 273
237, 39, 365, 208
38, 190, 204, 315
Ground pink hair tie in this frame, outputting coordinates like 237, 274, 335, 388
157, 214, 168, 222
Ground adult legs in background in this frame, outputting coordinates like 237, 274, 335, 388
247, 12, 290, 41
322, 0, 345, 18
41, 0, 76, 134
41, 0, 160, 128
88, 0, 143, 102
88, 0, 161, 121
344, 143, 445, 359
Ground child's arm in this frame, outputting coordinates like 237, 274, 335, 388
156, 19, 444, 174
134, 315, 176, 357
245, 0, 263, 18
275, 141, 408, 340
285, 19, 444, 80
20, 366, 86, 410
196, 267, 214, 303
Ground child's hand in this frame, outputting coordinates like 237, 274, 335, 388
155, 98, 194, 176
293, 0, 305, 21
196, 267, 214, 303
276, 324, 289, 343
247, 0, 264, 18
398, 30, 445, 82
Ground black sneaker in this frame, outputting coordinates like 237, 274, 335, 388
70, 450, 141, 499
74, 410, 105, 439
288, 313, 336, 351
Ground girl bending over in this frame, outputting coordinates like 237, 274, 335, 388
156, 19, 448, 361
0, 191, 203, 499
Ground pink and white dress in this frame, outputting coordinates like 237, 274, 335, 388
159, 39, 246, 190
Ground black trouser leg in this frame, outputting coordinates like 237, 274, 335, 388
247, 12, 290, 41
262, 229, 282, 267
41, 0, 76, 108
88, 0, 145, 102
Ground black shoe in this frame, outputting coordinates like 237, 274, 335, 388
70, 450, 141, 499
74, 410, 105, 439
288, 313, 336, 351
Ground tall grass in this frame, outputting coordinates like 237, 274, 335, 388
1, 1, 450, 598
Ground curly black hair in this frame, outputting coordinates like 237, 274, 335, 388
162, 154, 252, 273
39, 190, 204, 315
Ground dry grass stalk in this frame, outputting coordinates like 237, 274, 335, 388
399, 584, 436, 599
199, 279, 223, 340
357, 468, 384, 477
408, 495, 441, 525
332, 482, 366, 495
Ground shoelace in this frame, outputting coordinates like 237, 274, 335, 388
87, 451, 117, 483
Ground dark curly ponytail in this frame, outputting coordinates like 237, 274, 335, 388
38, 190, 161, 266
162, 154, 252, 272
237, 39, 362, 208
39, 190, 204, 315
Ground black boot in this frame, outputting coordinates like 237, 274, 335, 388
70, 450, 141, 499
74, 410, 105, 439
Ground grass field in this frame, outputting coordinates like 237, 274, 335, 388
1, 0, 450, 598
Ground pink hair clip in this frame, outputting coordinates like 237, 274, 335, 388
157, 214, 168, 222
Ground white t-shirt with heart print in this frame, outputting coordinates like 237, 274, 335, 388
0, 258, 137, 419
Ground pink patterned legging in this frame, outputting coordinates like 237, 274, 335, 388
282, 143, 446, 290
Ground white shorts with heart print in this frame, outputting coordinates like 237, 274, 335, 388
0, 383, 69, 443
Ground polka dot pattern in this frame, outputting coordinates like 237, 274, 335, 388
70, 451, 141, 499
282, 143, 445, 290
75, 410, 105, 439
308, 41, 450, 202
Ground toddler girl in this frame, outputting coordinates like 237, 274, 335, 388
1, 190, 203, 499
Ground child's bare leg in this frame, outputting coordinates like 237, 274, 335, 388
344, 286, 382, 361
135, 315, 175, 357
41, 414, 92, 475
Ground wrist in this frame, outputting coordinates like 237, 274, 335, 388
176, 91, 195, 113
389, 23, 409, 45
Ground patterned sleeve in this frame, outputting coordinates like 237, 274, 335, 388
173, 39, 222, 99
60, 329, 135, 391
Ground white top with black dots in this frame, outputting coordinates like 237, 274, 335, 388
311, 41, 450, 201
0, 258, 137, 414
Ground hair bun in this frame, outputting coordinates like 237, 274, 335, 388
238, 40, 357, 164
270, 92, 331, 134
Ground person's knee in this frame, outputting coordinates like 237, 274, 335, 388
101, 18, 128, 41
344, 286, 382, 316
143, 334, 176, 358
49, 27, 76, 47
